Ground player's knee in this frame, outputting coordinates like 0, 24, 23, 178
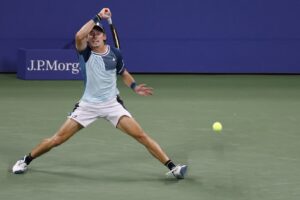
50, 136, 65, 147
134, 132, 149, 144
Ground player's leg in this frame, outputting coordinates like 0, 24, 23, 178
12, 118, 83, 174
117, 116, 169, 163
31, 118, 83, 158
116, 116, 187, 179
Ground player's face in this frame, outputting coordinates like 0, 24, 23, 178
88, 29, 106, 48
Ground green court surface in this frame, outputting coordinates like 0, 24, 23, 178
1, 74, 300, 200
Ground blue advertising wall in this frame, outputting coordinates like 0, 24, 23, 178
1, 0, 300, 74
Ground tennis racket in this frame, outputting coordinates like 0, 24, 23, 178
105, 9, 121, 49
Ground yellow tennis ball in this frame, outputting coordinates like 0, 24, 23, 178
212, 122, 222, 132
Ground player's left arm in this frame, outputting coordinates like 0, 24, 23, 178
121, 70, 153, 96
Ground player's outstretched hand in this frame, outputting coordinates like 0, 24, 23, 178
134, 84, 153, 96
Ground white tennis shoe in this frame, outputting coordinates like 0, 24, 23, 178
166, 164, 188, 179
12, 156, 28, 174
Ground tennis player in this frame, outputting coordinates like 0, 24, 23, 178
12, 8, 187, 179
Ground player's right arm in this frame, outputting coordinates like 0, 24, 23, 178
75, 20, 95, 51
75, 8, 111, 51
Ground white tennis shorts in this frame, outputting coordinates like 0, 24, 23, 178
68, 97, 132, 127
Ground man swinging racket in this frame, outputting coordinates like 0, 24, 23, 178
12, 8, 187, 179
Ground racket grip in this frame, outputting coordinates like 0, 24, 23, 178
107, 17, 112, 24
104, 9, 112, 24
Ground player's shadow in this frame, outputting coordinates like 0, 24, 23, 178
29, 168, 197, 184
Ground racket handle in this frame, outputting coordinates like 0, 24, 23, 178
107, 17, 112, 24
104, 9, 113, 24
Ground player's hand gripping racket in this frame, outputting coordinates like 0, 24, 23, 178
104, 9, 121, 49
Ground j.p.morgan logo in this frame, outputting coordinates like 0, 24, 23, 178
27, 60, 80, 74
